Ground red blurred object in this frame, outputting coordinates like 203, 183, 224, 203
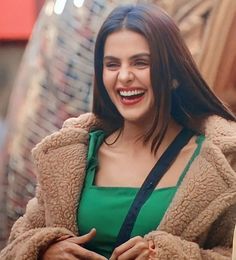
0, 0, 44, 40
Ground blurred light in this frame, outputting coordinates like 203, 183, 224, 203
74, 0, 85, 8
45, 1, 54, 16
54, 0, 67, 15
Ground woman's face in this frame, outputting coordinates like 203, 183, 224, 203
103, 29, 155, 125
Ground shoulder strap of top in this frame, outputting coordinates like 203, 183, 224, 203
114, 128, 195, 248
86, 130, 105, 185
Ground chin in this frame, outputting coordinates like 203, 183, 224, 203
122, 113, 152, 125
117, 103, 155, 125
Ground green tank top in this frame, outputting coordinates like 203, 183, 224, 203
77, 130, 205, 258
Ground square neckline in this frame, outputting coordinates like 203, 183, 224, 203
86, 130, 205, 191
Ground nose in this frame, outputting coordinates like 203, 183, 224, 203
117, 67, 134, 85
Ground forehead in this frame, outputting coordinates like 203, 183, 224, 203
104, 29, 150, 57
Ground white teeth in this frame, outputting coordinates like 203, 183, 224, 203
119, 90, 145, 97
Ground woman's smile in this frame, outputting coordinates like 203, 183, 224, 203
117, 87, 146, 106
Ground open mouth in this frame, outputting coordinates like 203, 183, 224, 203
117, 89, 145, 105
118, 89, 145, 100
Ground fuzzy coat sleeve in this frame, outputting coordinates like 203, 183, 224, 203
0, 185, 75, 260
145, 205, 234, 260
145, 230, 231, 259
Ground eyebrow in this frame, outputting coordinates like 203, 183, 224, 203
103, 53, 150, 61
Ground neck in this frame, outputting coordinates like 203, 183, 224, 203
106, 118, 182, 152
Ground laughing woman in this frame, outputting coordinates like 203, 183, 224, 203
1, 3, 236, 260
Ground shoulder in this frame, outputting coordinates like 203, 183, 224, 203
202, 115, 236, 141
32, 113, 103, 161
62, 113, 103, 130
197, 115, 236, 179
201, 115, 236, 152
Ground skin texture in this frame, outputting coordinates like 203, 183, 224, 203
42, 229, 106, 260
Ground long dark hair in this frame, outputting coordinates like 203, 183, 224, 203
92, 4, 235, 153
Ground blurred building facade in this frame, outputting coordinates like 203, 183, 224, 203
0, 0, 235, 249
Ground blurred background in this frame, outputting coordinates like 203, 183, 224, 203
0, 0, 235, 249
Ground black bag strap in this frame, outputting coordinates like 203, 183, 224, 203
114, 128, 195, 248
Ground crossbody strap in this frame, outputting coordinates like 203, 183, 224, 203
114, 128, 195, 248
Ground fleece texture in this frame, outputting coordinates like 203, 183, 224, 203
0, 113, 236, 259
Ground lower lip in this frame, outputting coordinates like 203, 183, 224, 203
120, 95, 145, 105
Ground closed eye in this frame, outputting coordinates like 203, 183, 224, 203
133, 59, 150, 68
103, 61, 120, 71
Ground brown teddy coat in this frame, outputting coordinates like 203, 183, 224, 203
1, 113, 236, 259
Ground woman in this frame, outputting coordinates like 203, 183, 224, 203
1, 3, 236, 260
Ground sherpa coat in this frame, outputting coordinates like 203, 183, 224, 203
1, 113, 236, 260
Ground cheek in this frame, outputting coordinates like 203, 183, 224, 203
103, 70, 117, 91
139, 69, 151, 88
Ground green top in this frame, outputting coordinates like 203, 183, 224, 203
77, 130, 205, 258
